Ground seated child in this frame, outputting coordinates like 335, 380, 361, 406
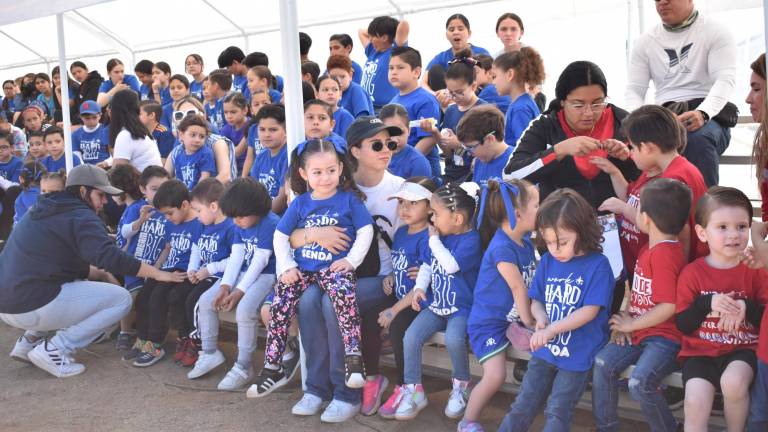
316, 75, 354, 138
40, 170, 65, 193
24, 131, 47, 161
71, 100, 110, 168
0, 131, 23, 183
139, 101, 175, 160
168, 115, 216, 190
247, 104, 289, 215
456, 105, 513, 184
13, 161, 45, 225
240, 89, 272, 177
327, 55, 373, 117
378, 104, 431, 180
219, 92, 250, 174
303, 99, 347, 150
41, 126, 82, 173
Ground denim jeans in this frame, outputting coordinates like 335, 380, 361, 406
499, 356, 590, 432
592, 337, 680, 432
0, 281, 132, 356
682, 120, 731, 187
747, 360, 768, 432
403, 308, 469, 384
297, 276, 386, 404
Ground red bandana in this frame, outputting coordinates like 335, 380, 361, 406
557, 106, 615, 180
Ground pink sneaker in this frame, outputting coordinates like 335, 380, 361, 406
361, 375, 389, 416
379, 384, 404, 419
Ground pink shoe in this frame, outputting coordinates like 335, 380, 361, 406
362, 375, 389, 416
379, 384, 404, 419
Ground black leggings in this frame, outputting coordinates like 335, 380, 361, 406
361, 297, 395, 376
135, 278, 194, 344
388, 307, 420, 385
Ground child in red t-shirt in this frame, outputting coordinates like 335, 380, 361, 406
675, 187, 768, 432
594, 105, 708, 276
745, 220, 768, 431
591, 178, 690, 432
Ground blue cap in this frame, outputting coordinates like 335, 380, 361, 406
79, 100, 101, 115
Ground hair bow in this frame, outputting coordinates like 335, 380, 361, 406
477, 181, 519, 231
448, 56, 479, 67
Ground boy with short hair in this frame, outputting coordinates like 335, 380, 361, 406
248, 104, 288, 214
41, 126, 82, 173
329, 33, 363, 84
328, 55, 374, 118
134, 59, 155, 101
0, 132, 22, 183
456, 104, 512, 184
71, 100, 111, 168
592, 178, 692, 432
131, 179, 202, 367
25, 131, 46, 161
388, 46, 441, 179
218, 46, 248, 95
359, 16, 409, 111
206, 70, 232, 132
138, 100, 175, 160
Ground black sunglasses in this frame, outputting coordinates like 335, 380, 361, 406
370, 139, 398, 152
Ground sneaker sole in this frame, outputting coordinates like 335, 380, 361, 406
132, 351, 165, 368
444, 406, 466, 419
395, 400, 428, 421
292, 404, 324, 416
345, 373, 365, 389
27, 348, 85, 378
246, 375, 289, 398
187, 356, 225, 379
361, 377, 389, 416
9, 351, 32, 363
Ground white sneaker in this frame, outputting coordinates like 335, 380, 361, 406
320, 399, 360, 423
292, 393, 324, 416
217, 363, 255, 391
445, 378, 469, 419
187, 350, 225, 379
9, 335, 42, 363
27, 340, 85, 378
395, 384, 428, 420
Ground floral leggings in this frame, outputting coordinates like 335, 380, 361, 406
264, 267, 361, 367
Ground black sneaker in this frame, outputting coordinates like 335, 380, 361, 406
122, 339, 147, 361
282, 337, 301, 382
246, 367, 288, 398
133, 344, 165, 367
115, 332, 136, 351
663, 386, 685, 411
344, 354, 365, 389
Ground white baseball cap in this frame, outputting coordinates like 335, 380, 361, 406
387, 181, 433, 202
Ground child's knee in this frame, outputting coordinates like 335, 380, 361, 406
720, 375, 751, 399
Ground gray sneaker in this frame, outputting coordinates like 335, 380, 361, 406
115, 332, 135, 351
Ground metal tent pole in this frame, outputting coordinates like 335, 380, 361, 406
57, 13, 74, 172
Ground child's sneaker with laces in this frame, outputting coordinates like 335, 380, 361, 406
445, 378, 470, 419
10, 335, 42, 362
246, 366, 288, 398
344, 354, 365, 388
218, 363, 255, 391
122, 339, 147, 361
27, 340, 86, 378
361, 375, 389, 416
457, 419, 484, 432
292, 393, 324, 416
320, 399, 360, 423
379, 384, 405, 419
187, 350, 225, 379
394, 384, 427, 420
115, 332, 135, 351
133, 343, 165, 367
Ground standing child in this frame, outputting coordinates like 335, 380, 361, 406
247, 104, 289, 214
0, 132, 23, 183
71, 101, 110, 168
249, 139, 373, 397
395, 183, 482, 421
168, 115, 216, 190
376, 177, 436, 418
328, 55, 374, 118
379, 104, 431, 179
25, 131, 47, 161
475, 54, 511, 115
457, 105, 513, 184
360, 16, 409, 111
389, 47, 441, 179
499, 188, 614, 432
592, 178, 692, 432
675, 187, 768, 432
41, 126, 82, 173
492, 47, 545, 148
13, 161, 45, 225
220, 92, 250, 174
317, 75, 355, 138
459, 179, 539, 432
186, 54, 207, 101
205, 70, 232, 132
138, 101, 176, 160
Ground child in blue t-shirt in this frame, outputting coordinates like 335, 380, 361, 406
131, 180, 202, 368
492, 48, 545, 148
41, 126, 82, 173
72, 100, 110, 167
205, 71, 231, 132
240, 89, 273, 177
303, 99, 347, 150
219, 92, 250, 174
170, 115, 216, 190
329, 54, 374, 118
396, 183, 482, 421
138, 101, 175, 160
422, 14, 490, 91
456, 105, 513, 184
360, 16, 409, 110
378, 104, 431, 180
185, 54, 206, 100
0, 132, 23, 183
13, 161, 44, 226
190, 179, 283, 392
377, 177, 436, 418
475, 54, 511, 113
159, 75, 191, 132
250, 139, 373, 398
459, 179, 539, 431
388, 47, 441, 179
499, 188, 613, 432
247, 104, 288, 215
246, 66, 282, 107
317, 75, 355, 138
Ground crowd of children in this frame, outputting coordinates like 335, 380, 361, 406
0, 10, 766, 432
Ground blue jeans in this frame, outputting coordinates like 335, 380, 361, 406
747, 360, 768, 432
403, 308, 469, 384
297, 276, 386, 404
499, 356, 590, 432
682, 120, 731, 187
592, 337, 680, 432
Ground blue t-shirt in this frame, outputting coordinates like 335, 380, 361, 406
160, 103, 174, 131
172, 145, 216, 190
72, 124, 110, 164
246, 123, 263, 157
421, 230, 482, 317
505, 93, 540, 148
297, 133, 347, 153
333, 108, 355, 138
98, 75, 141, 94
236, 212, 280, 275
0, 156, 23, 182
156, 86, 172, 107
276, 189, 372, 272
41, 153, 82, 173
362, 42, 401, 108
473, 145, 513, 184
268, 89, 282, 105
13, 186, 39, 225
441, 99, 487, 180
250, 145, 287, 199
139, 84, 151, 101
190, 80, 204, 100
529, 252, 613, 372
152, 124, 176, 158
340, 81, 374, 118
196, 218, 236, 276
477, 84, 510, 114
162, 218, 203, 271
426, 44, 490, 71
116, 199, 144, 249
220, 121, 249, 171
391, 225, 429, 299
390, 87, 441, 178
206, 98, 225, 132
469, 230, 536, 326
232, 74, 248, 94
388, 145, 431, 179
125, 202, 168, 285
351, 61, 363, 84
36, 94, 55, 118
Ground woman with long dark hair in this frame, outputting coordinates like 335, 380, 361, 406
109, 89, 161, 171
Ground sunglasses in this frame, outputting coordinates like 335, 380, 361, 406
173, 109, 200, 122
369, 139, 398, 152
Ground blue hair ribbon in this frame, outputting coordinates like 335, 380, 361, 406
477, 181, 519, 231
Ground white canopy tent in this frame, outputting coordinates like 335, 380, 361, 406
0, 0, 765, 172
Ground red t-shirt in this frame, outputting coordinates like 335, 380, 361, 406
759, 305, 768, 363
619, 155, 708, 274
630, 241, 685, 345
676, 258, 768, 359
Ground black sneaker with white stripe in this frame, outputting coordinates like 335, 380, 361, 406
27, 340, 86, 378
344, 354, 365, 388
246, 367, 288, 398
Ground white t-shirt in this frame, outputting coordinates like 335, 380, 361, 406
356, 171, 405, 275
113, 128, 162, 172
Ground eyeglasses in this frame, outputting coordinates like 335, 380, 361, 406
173, 109, 200, 122
564, 99, 608, 113
447, 88, 469, 99
369, 139, 398, 152
460, 131, 495, 153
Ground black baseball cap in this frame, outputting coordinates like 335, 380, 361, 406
345, 116, 403, 145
